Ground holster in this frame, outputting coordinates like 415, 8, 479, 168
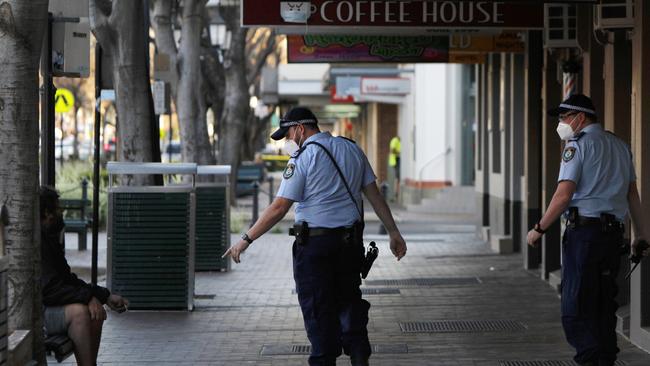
567, 207, 579, 229
290, 221, 310, 246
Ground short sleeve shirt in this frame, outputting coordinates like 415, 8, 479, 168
277, 132, 377, 228
558, 123, 636, 220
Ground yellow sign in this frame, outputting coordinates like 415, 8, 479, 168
54, 88, 75, 113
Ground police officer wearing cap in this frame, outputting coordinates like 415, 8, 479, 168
526, 94, 649, 366
223, 107, 407, 366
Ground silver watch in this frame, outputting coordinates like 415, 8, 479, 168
241, 233, 253, 244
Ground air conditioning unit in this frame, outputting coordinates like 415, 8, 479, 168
594, 0, 634, 30
544, 4, 579, 48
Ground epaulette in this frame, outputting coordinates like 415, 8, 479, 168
338, 136, 357, 144
606, 130, 616, 136
569, 131, 586, 141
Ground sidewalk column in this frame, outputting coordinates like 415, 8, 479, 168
488, 53, 513, 254
579, 5, 605, 118
475, 63, 490, 241
603, 29, 633, 336
523, 31, 543, 270
510, 53, 525, 254
540, 50, 563, 280
630, 0, 650, 350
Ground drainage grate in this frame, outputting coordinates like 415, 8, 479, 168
292, 288, 400, 295
193, 294, 216, 300
499, 361, 627, 366
399, 320, 527, 333
364, 277, 480, 287
291, 345, 311, 354
261, 344, 408, 355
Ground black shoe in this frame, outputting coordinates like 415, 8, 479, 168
350, 356, 369, 366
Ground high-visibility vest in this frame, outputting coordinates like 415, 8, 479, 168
389, 137, 401, 167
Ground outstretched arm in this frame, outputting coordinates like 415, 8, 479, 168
362, 182, 406, 260
223, 197, 294, 263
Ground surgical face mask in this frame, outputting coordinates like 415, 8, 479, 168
284, 127, 303, 156
556, 114, 578, 140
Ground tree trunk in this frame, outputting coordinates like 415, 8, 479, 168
153, 0, 214, 174
219, 5, 250, 201
0, 1, 49, 363
91, 0, 154, 186
177, 0, 214, 168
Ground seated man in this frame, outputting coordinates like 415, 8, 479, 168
40, 186, 128, 366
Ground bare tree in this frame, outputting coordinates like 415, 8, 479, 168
0, 1, 49, 362
90, 0, 155, 185
152, 0, 215, 168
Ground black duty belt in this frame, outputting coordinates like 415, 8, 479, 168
289, 226, 354, 237
568, 215, 623, 231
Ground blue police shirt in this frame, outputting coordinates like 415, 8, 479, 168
558, 123, 636, 220
276, 132, 377, 228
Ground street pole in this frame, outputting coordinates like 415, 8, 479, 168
40, 13, 56, 187
60, 113, 64, 167
91, 44, 102, 285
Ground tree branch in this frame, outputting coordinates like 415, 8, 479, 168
246, 29, 276, 85
89, 0, 114, 48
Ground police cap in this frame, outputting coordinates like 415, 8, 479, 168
271, 106, 319, 141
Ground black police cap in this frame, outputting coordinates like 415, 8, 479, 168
548, 93, 597, 119
271, 107, 319, 141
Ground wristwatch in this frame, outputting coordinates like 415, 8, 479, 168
241, 233, 254, 244
533, 223, 546, 234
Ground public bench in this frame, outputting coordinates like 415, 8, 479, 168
60, 180, 91, 251
44, 334, 74, 363
236, 164, 265, 197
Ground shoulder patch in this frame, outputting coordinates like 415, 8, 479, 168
283, 163, 296, 179
562, 147, 576, 162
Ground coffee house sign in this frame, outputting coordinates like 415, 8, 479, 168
243, 0, 543, 30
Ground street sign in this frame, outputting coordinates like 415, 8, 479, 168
243, 0, 544, 33
152, 81, 170, 115
288, 35, 449, 63
54, 88, 75, 113
361, 77, 411, 95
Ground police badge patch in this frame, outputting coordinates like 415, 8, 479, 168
283, 163, 296, 179
563, 147, 576, 162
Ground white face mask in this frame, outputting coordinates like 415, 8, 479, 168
283, 127, 303, 156
556, 114, 578, 141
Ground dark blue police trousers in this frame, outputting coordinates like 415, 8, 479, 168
292, 233, 372, 366
561, 224, 622, 365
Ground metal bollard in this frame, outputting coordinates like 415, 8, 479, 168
378, 182, 389, 235
251, 181, 260, 227
80, 179, 89, 250
268, 177, 274, 205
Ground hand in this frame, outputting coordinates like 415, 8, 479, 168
527, 229, 543, 247
88, 297, 107, 321
631, 237, 650, 258
222, 239, 251, 264
107, 294, 129, 313
389, 233, 407, 261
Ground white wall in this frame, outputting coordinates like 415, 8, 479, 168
399, 64, 464, 186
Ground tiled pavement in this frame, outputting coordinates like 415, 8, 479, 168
53, 224, 650, 365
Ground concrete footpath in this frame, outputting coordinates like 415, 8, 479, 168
52, 215, 650, 365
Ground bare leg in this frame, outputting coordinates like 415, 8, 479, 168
90, 318, 104, 361
65, 303, 102, 366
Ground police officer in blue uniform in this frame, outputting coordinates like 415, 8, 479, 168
527, 94, 648, 366
224, 107, 407, 366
